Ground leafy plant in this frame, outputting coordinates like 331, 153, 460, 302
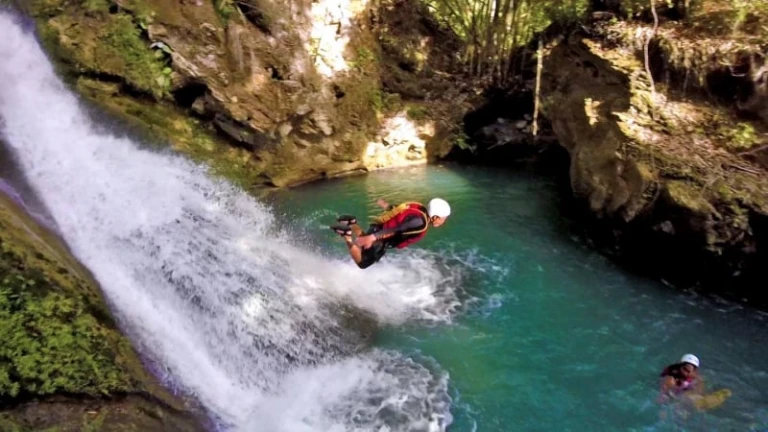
215, 0, 237, 20
0, 250, 135, 401
103, 14, 170, 98
82, 0, 110, 13
455, 128, 475, 152
421, 0, 589, 83
406, 104, 428, 120
350, 47, 376, 71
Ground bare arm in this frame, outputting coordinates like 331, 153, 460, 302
656, 376, 677, 403
659, 376, 676, 394
376, 198, 392, 210
355, 214, 426, 249
691, 376, 705, 394
372, 214, 426, 241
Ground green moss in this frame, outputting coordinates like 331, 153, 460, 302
717, 122, 760, 151
184, 120, 268, 190
370, 89, 384, 113
26, 0, 67, 17
0, 194, 207, 429
214, 0, 236, 21
350, 47, 376, 71
332, 75, 381, 130
454, 129, 475, 152
74, 84, 268, 190
0, 414, 23, 432
82, 0, 110, 13
367, 90, 401, 115
406, 104, 428, 121
665, 180, 714, 215
0, 246, 137, 400
40, 9, 171, 100
0, 195, 150, 403
82, 410, 108, 432
117, 0, 156, 23
103, 14, 169, 98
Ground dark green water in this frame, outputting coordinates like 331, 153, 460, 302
269, 164, 768, 432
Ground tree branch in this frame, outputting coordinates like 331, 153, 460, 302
644, 0, 659, 97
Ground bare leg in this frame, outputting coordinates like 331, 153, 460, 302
344, 235, 363, 265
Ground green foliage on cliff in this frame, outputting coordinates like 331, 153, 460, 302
82, 0, 109, 13
406, 104, 429, 120
214, 0, 237, 20
0, 246, 137, 401
420, 0, 588, 82
717, 122, 759, 151
38, 5, 170, 99
419, 0, 766, 83
103, 14, 170, 98
0, 195, 149, 405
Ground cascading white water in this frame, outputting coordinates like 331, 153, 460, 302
0, 12, 461, 431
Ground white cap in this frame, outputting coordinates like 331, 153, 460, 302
680, 354, 700, 368
427, 198, 451, 218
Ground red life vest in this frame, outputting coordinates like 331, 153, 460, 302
374, 202, 430, 249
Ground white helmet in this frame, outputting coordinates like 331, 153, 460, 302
427, 198, 451, 218
680, 354, 700, 368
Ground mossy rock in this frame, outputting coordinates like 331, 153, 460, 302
0, 193, 204, 430
43, 10, 169, 99
73, 79, 270, 191
663, 180, 716, 216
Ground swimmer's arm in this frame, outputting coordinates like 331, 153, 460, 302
373, 214, 426, 241
659, 376, 676, 392
656, 377, 675, 403
376, 198, 392, 210
692, 377, 705, 394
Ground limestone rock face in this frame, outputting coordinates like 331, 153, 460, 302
363, 113, 432, 170
26, 0, 472, 188
541, 30, 768, 304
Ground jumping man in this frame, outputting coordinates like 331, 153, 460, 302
330, 197, 451, 269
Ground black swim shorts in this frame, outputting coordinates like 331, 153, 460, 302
357, 224, 388, 269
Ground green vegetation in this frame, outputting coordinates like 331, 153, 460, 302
103, 14, 170, 98
614, 0, 767, 38
0, 193, 146, 405
717, 122, 760, 151
102, 93, 268, 190
0, 187, 205, 430
82, 410, 108, 432
421, 0, 588, 82
369, 89, 401, 115
419, 0, 767, 83
406, 104, 428, 120
692, 0, 768, 38
214, 0, 237, 20
350, 47, 377, 71
454, 128, 475, 152
370, 89, 384, 113
0, 247, 135, 400
82, 0, 110, 13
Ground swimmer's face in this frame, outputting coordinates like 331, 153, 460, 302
681, 363, 697, 377
431, 216, 446, 227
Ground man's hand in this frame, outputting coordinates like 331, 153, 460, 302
376, 198, 390, 209
355, 234, 377, 249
